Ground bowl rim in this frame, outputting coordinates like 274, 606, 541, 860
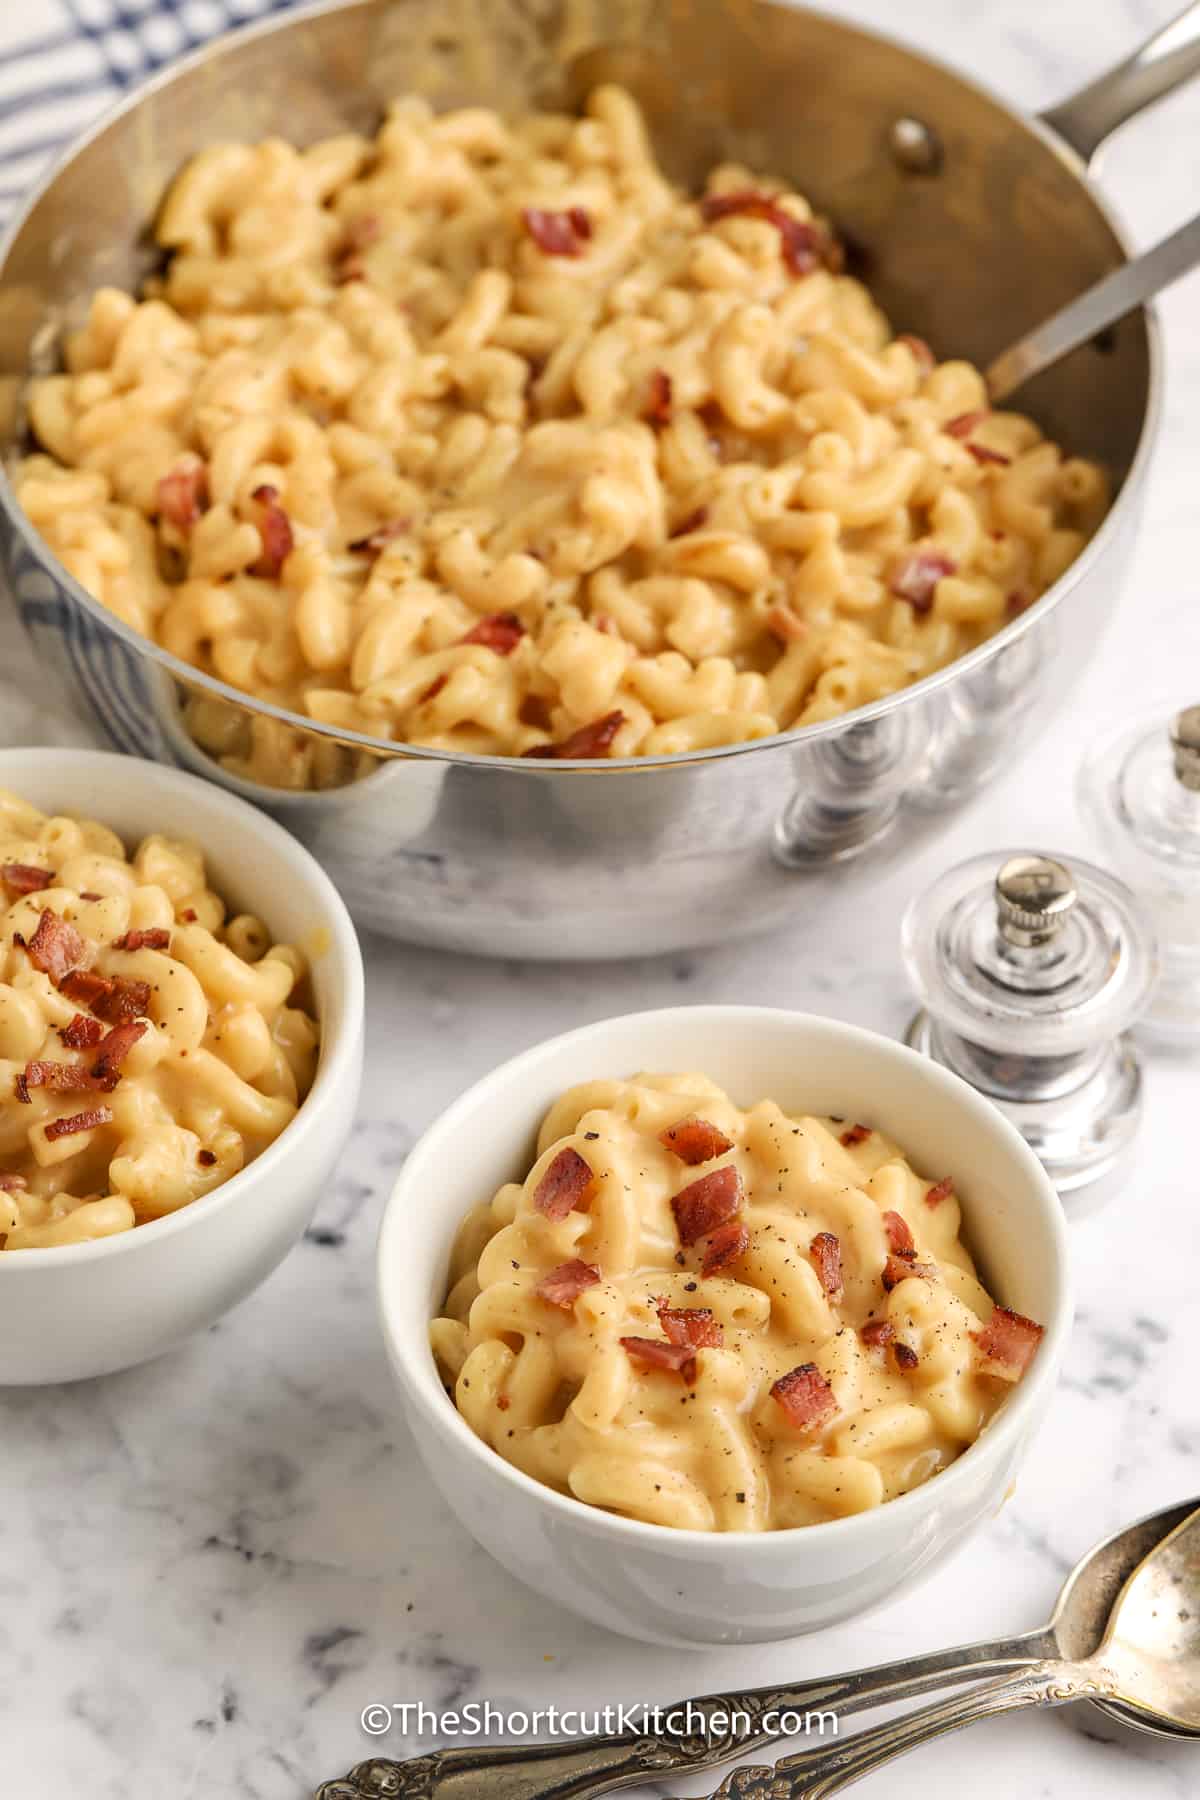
0, 0, 1163, 773
376, 1002, 1073, 1552
0, 745, 365, 1268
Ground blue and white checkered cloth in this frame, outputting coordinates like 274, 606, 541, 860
0, 0, 300, 228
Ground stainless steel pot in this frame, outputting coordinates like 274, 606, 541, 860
0, 0, 1196, 959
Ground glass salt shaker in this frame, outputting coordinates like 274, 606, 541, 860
902, 851, 1157, 1218
1078, 702, 1200, 1048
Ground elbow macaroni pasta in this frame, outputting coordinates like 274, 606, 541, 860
0, 790, 319, 1248
431, 1074, 1033, 1532
18, 85, 1110, 787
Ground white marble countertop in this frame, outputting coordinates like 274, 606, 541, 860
3, 0, 1200, 1794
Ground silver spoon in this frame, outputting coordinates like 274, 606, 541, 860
985, 210, 1200, 400
709, 1505, 1200, 1799
314, 1497, 1198, 1799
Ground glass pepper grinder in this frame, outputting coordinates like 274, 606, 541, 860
1078, 702, 1200, 1048
902, 851, 1157, 1218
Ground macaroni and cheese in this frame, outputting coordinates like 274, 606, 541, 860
0, 790, 319, 1249
18, 85, 1110, 788
430, 1074, 1044, 1531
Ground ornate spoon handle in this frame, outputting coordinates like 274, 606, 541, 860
707, 1662, 1117, 1800
314, 1626, 1055, 1799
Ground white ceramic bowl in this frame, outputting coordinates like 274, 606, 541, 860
0, 748, 364, 1384
378, 1006, 1071, 1646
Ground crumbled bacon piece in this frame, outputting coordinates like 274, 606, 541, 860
25, 909, 86, 984
700, 190, 832, 276
1, 862, 54, 896
156, 458, 209, 533
966, 443, 1011, 467
16, 1061, 95, 1100
809, 1231, 843, 1301
925, 1176, 955, 1209
890, 550, 956, 613
59, 1013, 105, 1050
620, 1336, 698, 1383
522, 206, 591, 257
656, 1301, 724, 1350
671, 1165, 741, 1246
518, 693, 555, 732
658, 1116, 733, 1166
496, 1393, 511, 1411
536, 1259, 601, 1309
771, 1363, 837, 1431
897, 334, 935, 373
197, 1148, 217, 1167
44, 1105, 112, 1142
420, 674, 449, 705
522, 711, 625, 760
883, 1253, 937, 1290
532, 1146, 595, 1220
460, 612, 525, 656
113, 928, 171, 952
944, 410, 988, 439
839, 1123, 871, 1147
883, 1210, 915, 1258
91, 1020, 147, 1089
700, 1220, 749, 1276
248, 484, 294, 578
59, 970, 151, 1024
643, 370, 673, 427
349, 520, 410, 556
767, 605, 808, 643
860, 1318, 894, 1348
670, 505, 709, 538
892, 1341, 920, 1373
972, 1304, 1044, 1377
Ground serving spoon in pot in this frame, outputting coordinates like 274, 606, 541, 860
985, 209, 1200, 401
708, 1504, 1200, 1798
314, 1498, 1198, 1799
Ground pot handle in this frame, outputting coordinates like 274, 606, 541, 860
1041, 0, 1200, 162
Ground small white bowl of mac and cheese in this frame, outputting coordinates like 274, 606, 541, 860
379, 1006, 1069, 1645
0, 748, 363, 1383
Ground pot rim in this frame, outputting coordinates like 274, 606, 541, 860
0, 0, 1163, 774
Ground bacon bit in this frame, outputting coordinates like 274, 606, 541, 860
248, 484, 294, 578
522, 206, 591, 257
944, 410, 988, 439
532, 1146, 595, 1221
670, 505, 709, 538
44, 1105, 112, 1143
57, 969, 111, 1011
658, 1116, 733, 1166
1, 862, 54, 896
518, 693, 555, 732
656, 1301, 724, 1350
809, 1231, 843, 1301
699, 190, 832, 276
197, 1149, 218, 1167
349, 520, 410, 556
925, 1176, 955, 1209
860, 1318, 894, 1349
59, 970, 151, 1024
113, 928, 171, 952
883, 1211, 915, 1258
883, 1253, 937, 1291
16, 1061, 95, 1098
13, 1072, 29, 1105
972, 1304, 1044, 1377
840, 1123, 871, 1147
522, 711, 625, 760
181, 908, 198, 923
771, 1363, 837, 1431
25, 910, 86, 984
619, 1336, 698, 1383
79, 892, 102, 902
536, 1258, 601, 1308
460, 612, 525, 655
643, 370, 673, 427
892, 1341, 920, 1373
966, 443, 1011, 467
420, 674, 449, 705
91, 1020, 147, 1088
890, 550, 957, 613
156, 458, 209, 533
701, 1220, 749, 1276
767, 605, 808, 643
897, 334, 935, 374
672, 1165, 741, 1246
0, 1172, 27, 1191
496, 1393, 511, 1411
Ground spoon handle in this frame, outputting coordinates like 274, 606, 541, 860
314, 1629, 1055, 1800
707, 1662, 1116, 1800
985, 208, 1200, 402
